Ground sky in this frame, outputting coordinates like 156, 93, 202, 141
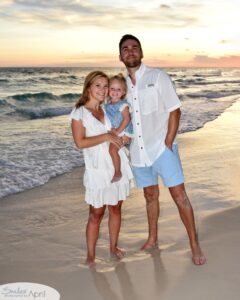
0, 0, 240, 67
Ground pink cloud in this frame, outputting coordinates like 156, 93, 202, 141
191, 55, 240, 67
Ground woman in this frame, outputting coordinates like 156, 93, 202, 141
70, 71, 133, 265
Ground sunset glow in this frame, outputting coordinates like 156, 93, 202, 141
0, 0, 239, 67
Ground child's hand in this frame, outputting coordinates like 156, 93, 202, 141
111, 128, 119, 135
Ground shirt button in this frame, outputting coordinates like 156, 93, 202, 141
137, 123, 139, 125
139, 135, 141, 138
141, 147, 143, 149
136, 110, 138, 113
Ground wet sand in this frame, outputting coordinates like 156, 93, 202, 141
1, 100, 240, 300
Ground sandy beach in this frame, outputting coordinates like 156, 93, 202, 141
1, 100, 240, 300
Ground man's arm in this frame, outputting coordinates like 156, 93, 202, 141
165, 108, 181, 150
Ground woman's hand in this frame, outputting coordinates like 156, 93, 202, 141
106, 131, 123, 149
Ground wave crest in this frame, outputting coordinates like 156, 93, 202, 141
15, 107, 72, 119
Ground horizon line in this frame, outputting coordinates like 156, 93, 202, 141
1, 65, 240, 69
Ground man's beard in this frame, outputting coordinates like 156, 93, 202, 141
123, 58, 141, 68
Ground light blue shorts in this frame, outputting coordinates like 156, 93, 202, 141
132, 144, 184, 188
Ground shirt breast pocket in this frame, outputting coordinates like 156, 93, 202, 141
139, 87, 159, 115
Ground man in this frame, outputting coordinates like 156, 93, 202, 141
119, 34, 206, 265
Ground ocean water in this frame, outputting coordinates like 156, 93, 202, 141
0, 67, 240, 199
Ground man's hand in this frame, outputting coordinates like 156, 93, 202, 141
165, 139, 173, 150
165, 108, 181, 151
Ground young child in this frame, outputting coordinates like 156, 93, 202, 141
70, 71, 133, 265
105, 74, 134, 183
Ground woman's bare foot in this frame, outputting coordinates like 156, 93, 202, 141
141, 241, 158, 250
110, 247, 126, 259
191, 243, 206, 265
111, 172, 122, 183
86, 256, 96, 266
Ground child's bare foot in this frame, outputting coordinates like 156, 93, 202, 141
111, 172, 122, 183
191, 244, 206, 265
111, 247, 126, 259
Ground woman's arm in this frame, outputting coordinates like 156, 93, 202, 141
71, 119, 122, 149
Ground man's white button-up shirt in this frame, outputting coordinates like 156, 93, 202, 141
126, 63, 182, 167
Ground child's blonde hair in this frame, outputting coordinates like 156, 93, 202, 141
109, 73, 127, 99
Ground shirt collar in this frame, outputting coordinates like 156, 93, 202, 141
125, 63, 146, 81
135, 63, 146, 80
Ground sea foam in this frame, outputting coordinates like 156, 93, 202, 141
0, 67, 239, 199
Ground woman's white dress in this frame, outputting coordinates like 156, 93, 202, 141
70, 105, 134, 208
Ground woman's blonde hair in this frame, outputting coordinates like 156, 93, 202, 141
109, 73, 127, 99
75, 71, 109, 108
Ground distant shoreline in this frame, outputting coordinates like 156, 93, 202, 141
1, 66, 240, 69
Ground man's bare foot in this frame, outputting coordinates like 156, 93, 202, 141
111, 173, 122, 183
191, 244, 206, 265
86, 256, 96, 266
141, 241, 158, 250
110, 247, 126, 259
